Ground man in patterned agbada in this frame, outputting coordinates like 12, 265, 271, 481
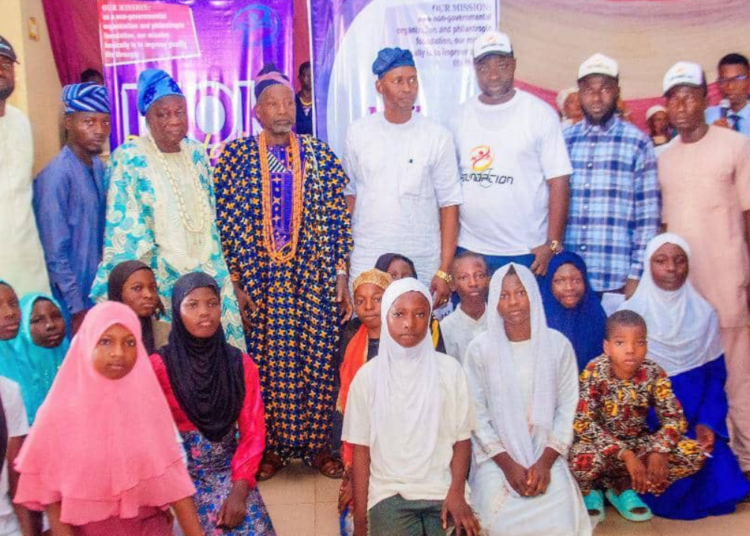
214, 63, 353, 481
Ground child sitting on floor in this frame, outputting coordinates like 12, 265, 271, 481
568, 310, 705, 523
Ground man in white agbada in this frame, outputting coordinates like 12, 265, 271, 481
342, 47, 462, 309
342, 278, 479, 536
463, 264, 591, 536
0, 35, 50, 296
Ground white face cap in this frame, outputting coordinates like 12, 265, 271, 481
473, 31, 513, 61
645, 105, 667, 122
578, 53, 619, 80
663, 61, 704, 95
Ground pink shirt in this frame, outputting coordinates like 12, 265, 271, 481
150, 353, 266, 487
658, 126, 750, 327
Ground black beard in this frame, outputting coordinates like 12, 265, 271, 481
583, 104, 617, 126
0, 84, 14, 101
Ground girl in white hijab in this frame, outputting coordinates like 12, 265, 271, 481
620, 233, 750, 519
464, 264, 591, 536
342, 278, 479, 536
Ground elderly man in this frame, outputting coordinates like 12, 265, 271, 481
343, 47, 462, 308
659, 61, 750, 475
0, 35, 50, 295
564, 53, 660, 297
34, 83, 111, 333
449, 31, 571, 278
214, 64, 353, 480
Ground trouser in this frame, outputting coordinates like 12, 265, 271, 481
369, 494, 448, 536
721, 326, 750, 471
568, 437, 705, 494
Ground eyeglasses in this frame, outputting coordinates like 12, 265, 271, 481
717, 75, 748, 85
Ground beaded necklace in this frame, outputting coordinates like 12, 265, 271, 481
148, 136, 211, 235
259, 131, 305, 264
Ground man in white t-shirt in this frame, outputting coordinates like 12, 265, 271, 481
0, 377, 30, 536
448, 31, 571, 277
343, 47, 462, 310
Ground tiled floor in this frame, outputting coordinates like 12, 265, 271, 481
259, 462, 750, 536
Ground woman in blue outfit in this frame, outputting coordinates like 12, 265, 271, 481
539, 252, 606, 371
621, 233, 750, 519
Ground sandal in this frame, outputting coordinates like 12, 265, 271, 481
312, 450, 345, 479
583, 490, 605, 523
257, 451, 285, 482
605, 489, 653, 522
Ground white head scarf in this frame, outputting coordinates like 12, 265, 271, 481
371, 278, 441, 481
620, 233, 723, 376
483, 264, 558, 468
556, 86, 578, 114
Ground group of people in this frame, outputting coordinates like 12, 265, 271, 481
0, 23, 749, 535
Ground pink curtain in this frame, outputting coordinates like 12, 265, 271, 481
42, 0, 102, 86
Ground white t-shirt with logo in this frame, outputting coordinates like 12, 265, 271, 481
448, 91, 572, 256
0, 378, 29, 536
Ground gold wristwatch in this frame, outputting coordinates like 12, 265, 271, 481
435, 270, 453, 284
548, 240, 563, 255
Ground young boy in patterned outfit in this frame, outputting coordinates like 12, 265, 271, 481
568, 310, 705, 522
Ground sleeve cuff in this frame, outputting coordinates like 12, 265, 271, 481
473, 439, 505, 463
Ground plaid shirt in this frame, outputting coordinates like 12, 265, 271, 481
563, 116, 661, 292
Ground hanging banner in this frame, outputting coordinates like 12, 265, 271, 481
99, 0, 294, 161
309, 0, 500, 154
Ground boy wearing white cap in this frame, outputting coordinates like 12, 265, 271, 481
448, 31, 572, 279
564, 53, 660, 298
659, 61, 750, 475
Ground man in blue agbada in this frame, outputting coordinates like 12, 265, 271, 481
33, 82, 111, 334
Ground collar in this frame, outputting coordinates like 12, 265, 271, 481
456, 303, 486, 324
581, 114, 619, 135
729, 103, 750, 118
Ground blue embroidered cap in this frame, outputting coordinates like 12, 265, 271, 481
137, 69, 184, 116
62, 83, 110, 114
372, 48, 415, 78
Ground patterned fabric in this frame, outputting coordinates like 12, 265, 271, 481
137, 69, 183, 115
61, 83, 110, 114
183, 429, 275, 536
563, 117, 661, 292
266, 146, 305, 250
89, 137, 245, 350
214, 134, 352, 463
569, 355, 705, 493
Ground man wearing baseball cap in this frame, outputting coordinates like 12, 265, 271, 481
448, 31, 572, 278
0, 34, 51, 296
564, 53, 660, 300
658, 60, 750, 481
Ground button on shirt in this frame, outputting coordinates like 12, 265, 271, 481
564, 116, 661, 292
705, 103, 750, 138
343, 113, 462, 287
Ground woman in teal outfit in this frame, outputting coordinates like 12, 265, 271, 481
89, 68, 245, 350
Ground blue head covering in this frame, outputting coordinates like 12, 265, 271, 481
62, 83, 110, 114
137, 69, 184, 116
0, 279, 20, 366
372, 47, 416, 78
8, 293, 68, 424
539, 252, 607, 371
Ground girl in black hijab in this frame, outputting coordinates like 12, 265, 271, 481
151, 272, 275, 535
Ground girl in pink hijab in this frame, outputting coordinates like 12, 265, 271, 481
13, 301, 203, 536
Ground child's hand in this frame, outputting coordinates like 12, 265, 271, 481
695, 425, 715, 454
494, 453, 529, 496
646, 452, 669, 494
441, 489, 481, 536
621, 450, 649, 494
338, 474, 352, 514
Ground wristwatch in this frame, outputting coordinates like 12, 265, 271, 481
435, 270, 453, 284
547, 240, 563, 255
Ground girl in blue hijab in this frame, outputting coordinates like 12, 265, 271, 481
539, 252, 606, 371
10, 293, 68, 423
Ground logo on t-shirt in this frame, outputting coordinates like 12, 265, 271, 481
462, 144, 514, 188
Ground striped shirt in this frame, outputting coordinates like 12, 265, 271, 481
564, 116, 661, 292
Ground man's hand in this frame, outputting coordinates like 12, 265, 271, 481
217, 480, 248, 529
623, 278, 639, 299
646, 452, 669, 495
336, 275, 353, 323
338, 471, 352, 514
713, 118, 730, 129
695, 424, 716, 454
530, 244, 554, 277
430, 275, 451, 309
441, 488, 481, 536
70, 309, 88, 336
233, 281, 255, 331
494, 453, 529, 496
622, 450, 649, 494
526, 457, 553, 497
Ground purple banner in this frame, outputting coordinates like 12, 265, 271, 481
99, 0, 294, 161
